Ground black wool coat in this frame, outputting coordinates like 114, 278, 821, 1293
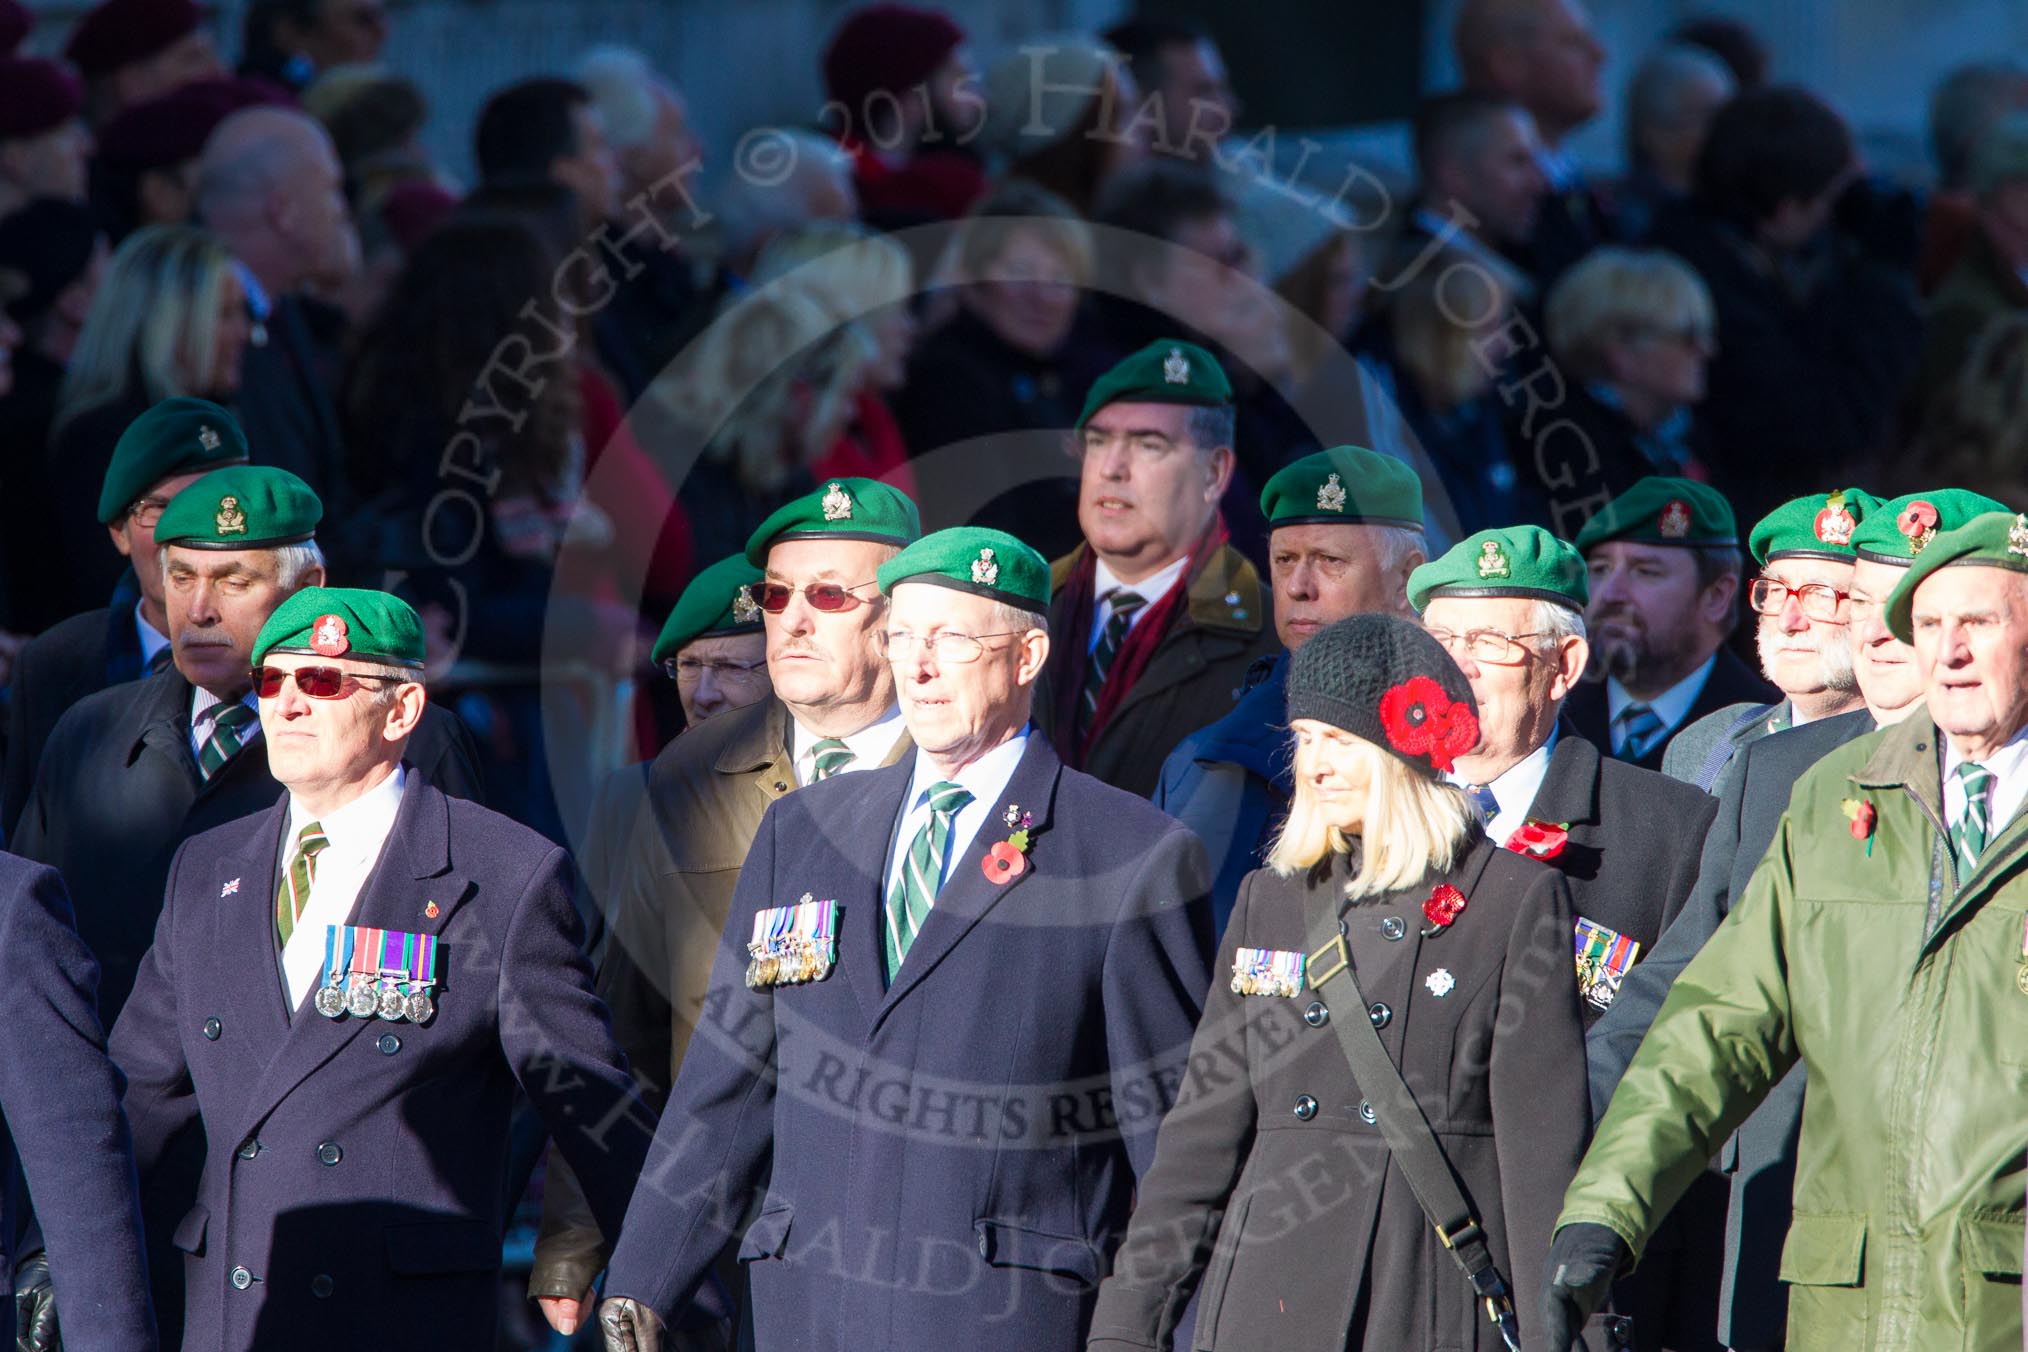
1562, 646, 1778, 776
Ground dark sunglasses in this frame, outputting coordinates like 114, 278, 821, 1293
251, 664, 408, 699
755, 580, 878, 614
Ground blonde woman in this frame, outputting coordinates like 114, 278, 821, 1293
50, 223, 251, 615
1088, 613, 1593, 1352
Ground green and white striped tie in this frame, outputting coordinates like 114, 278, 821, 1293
1952, 762, 1996, 879
276, 820, 330, 947
883, 781, 973, 983
198, 702, 258, 780
809, 737, 856, 781
1080, 591, 1145, 732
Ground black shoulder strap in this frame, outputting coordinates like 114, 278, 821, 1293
1303, 904, 1523, 1352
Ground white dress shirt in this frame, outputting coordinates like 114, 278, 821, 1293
1604, 654, 1716, 756
136, 604, 170, 671
189, 686, 261, 760
1090, 555, 1188, 650
277, 766, 408, 1013
883, 726, 1031, 905
1942, 727, 2028, 845
789, 704, 906, 787
1450, 728, 1558, 847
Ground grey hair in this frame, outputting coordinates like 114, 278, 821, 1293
713, 130, 856, 259
1529, 597, 1588, 645
1185, 403, 1237, 456
159, 539, 326, 588
575, 46, 664, 150
1373, 525, 1429, 576
1627, 44, 1735, 169
984, 599, 1049, 635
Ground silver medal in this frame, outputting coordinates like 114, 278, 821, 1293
376, 980, 405, 1021
314, 984, 347, 1019
345, 974, 379, 1019
403, 990, 434, 1024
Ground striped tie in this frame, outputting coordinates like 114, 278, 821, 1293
198, 702, 259, 780
1614, 703, 1664, 761
1080, 591, 1145, 731
883, 781, 973, 982
275, 820, 330, 947
1952, 762, 1996, 879
1463, 783, 1499, 821
809, 737, 856, 781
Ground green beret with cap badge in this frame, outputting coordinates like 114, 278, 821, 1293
253, 586, 425, 669
743, 477, 921, 566
876, 526, 1050, 614
1850, 489, 2010, 565
1075, 339, 1232, 430
1409, 525, 1588, 612
1573, 475, 1738, 553
1747, 488, 1882, 565
96, 396, 250, 525
651, 554, 766, 666
1261, 446, 1423, 530
153, 464, 321, 550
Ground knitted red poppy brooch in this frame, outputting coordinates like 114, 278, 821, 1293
1505, 819, 1569, 861
1378, 675, 1480, 774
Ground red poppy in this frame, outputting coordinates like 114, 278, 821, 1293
1377, 676, 1480, 773
1897, 500, 1939, 542
983, 840, 1027, 884
1423, 883, 1467, 930
1848, 801, 1876, 841
1505, 819, 1569, 861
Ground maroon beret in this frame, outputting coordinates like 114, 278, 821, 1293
822, 4, 964, 118
0, 58, 84, 140
95, 75, 285, 169
0, 0, 31, 55
64, 0, 204, 78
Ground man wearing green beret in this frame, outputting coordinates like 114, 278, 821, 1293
1584, 486, 2012, 1351
1659, 488, 1878, 791
1545, 507, 2028, 1350
1152, 446, 1428, 927
4, 395, 249, 838
529, 477, 918, 1336
1032, 339, 1277, 798
1564, 475, 1777, 772
651, 553, 770, 728
598, 527, 1212, 1352
108, 586, 658, 1352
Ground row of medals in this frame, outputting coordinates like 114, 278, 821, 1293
314, 972, 435, 1023
746, 944, 832, 990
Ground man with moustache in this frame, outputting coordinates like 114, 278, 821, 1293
596, 527, 1212, 1352
1154, 446, 1426, 929
1563, 476, 1777, 771
1661, 489, 1878, 790
1547, 506, 2028, 1351
529, 478, 919, 1340
1584, 487, 2006, 1352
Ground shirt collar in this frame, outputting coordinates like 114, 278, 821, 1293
903, 724, 1031, 815
1605, 652, 1717, 731
137, 602, 170, 668
191, 683, 259, 728
1093, 554, 1188, 609
1941, 724, 2028, 786
790, 703, 906, 780
285, 764, 408, 860
235, 258, 272, 321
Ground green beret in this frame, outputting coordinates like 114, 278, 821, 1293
1747, 488, 1882, 565
1408, 525, 1589, 612
743, 477, 921, 565
876, 526, 1050, 614
651, 554, 765, 666
1573, 476, 1738, 552
154, 464, 321, 550
1851, 489, 2011, 565
253, 586, 426, 669
96, 397, 249, 524
1885, 511, 2028, 642
1075, 339, 1231, 430
1261, 446, 1424, 530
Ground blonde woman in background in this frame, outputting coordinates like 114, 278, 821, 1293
48, 223, 251, 615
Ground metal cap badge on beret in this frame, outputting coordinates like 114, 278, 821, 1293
651, 554, 765, 666
1885, 511, 2028, 643
1850, 489, 2010, 565
1747, 487, 1882, 565
877, 526, 1051, 613
1261, 446, 1424, 530
743, 477, 921, 566
96, 396, 250, 524
64, 0, 205, 78
1075, 339, 1232, 430
1409, 525, 1588, 613
254, 586, 426, 669
0, 57, 83, 140
154, 464, 320, 549
1287, 613, 1480, 779
1573, 475, 1738, 553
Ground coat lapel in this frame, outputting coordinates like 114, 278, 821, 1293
210, 798, 294, 1060
1526, 732, 1603, 832
832, 760, 913, 1024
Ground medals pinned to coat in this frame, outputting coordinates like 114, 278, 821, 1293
317, 925, 438, 1023
746, 894, 838, 989
1424, 968, 1456, 998
1231, 947, 1307, 997
1574, 917, 1641, 1012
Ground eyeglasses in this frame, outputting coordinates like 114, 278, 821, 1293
251, 664, 409, 699
663, 656, 769, 683
126, 497, 174, 528
877, 630, 1026, 665
755, 580, 880, 614
1424, 626, 1554, 666
1748, 577, 1850, 623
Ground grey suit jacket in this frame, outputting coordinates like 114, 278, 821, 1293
1657, 698, 1785, 791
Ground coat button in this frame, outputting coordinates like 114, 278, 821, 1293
310, 1275, 334, 1299
1381, 917, 1405, 941
978, 1233, 989, 1258
316, 1142, 342, 1166
235, 1138, 259, 1160
1303, 1001, 1329, 1028
1293, 1095, 1318, 1120
229, 1266, 253, 1291
377, 1033, 400, 1055
203, 1017, 222, 1040
1359, 1100, 1377, 1124
1368, 1002, 1391, 1029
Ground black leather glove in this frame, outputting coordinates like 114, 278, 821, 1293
599, 1297, 665, 1352
1540, 1222, 1631, 1352
12, 1253, 59, 1352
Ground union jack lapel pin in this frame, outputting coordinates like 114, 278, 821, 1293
221, 878, 241, 897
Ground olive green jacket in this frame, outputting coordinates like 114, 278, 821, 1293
1560, 707, 2026, 1351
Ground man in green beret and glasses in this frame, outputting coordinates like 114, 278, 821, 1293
1660, 488, 1879, 791
598, 526, 1212, 1352
1033, 339, 1276, 798
530, 477, 919, 1338
1153, 445, 1427, 928
4, 396, 248, 839
1564, 475, 1777, 772
652, 553, 770, 728
1546, 507, 2028, 1351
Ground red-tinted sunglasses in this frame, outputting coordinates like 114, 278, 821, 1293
754, 580, 879, 614
251, 664, 408, 699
